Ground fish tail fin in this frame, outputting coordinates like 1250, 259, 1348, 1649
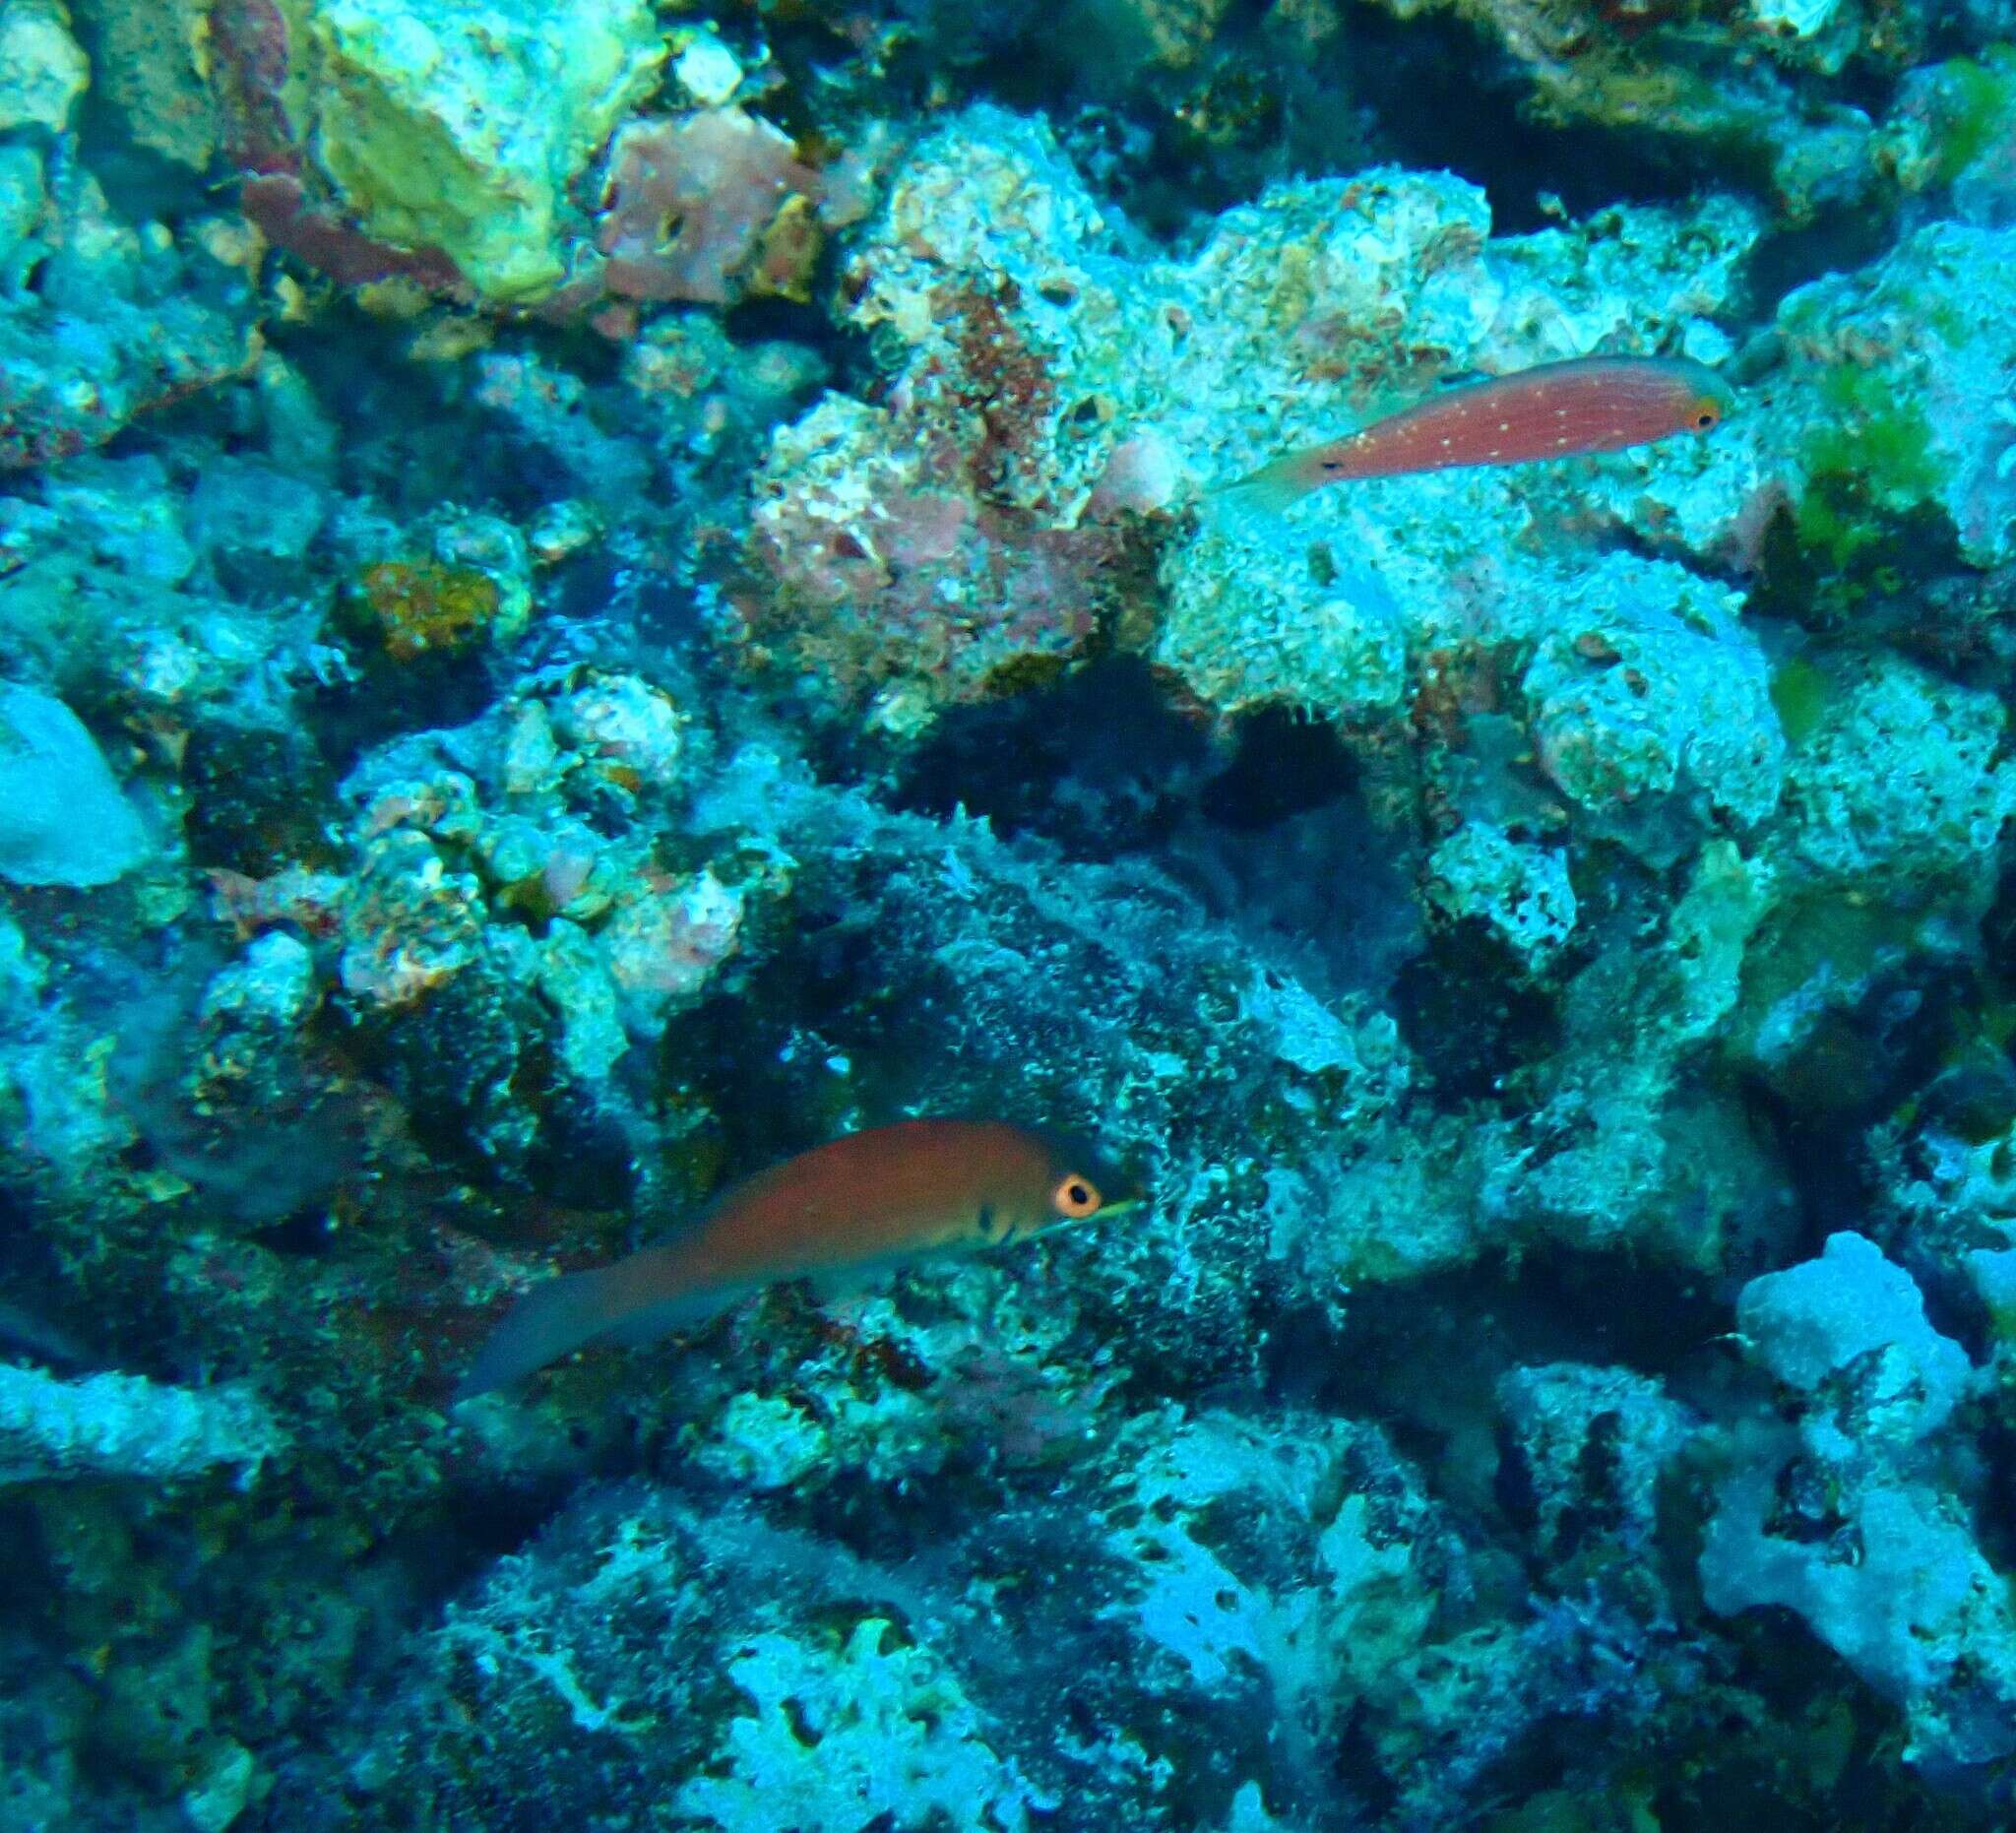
1205, 448, 1326, 523
453, 1264, 629, 1403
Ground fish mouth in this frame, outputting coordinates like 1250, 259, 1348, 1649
1095, 1194, 1147, 1221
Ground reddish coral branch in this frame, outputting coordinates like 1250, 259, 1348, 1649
213, 0, 830, 321
212, 2, 472, 299
239, 174, 471, 296
210, 0, 296, 175
215, 16, 826, 318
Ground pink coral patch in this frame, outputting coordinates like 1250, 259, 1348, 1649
598, 109, 821, 308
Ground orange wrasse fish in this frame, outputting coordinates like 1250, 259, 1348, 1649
1221, 355, 1732, 513
453, 1119, 1141, 1401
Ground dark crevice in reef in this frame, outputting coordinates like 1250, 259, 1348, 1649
68, 93, 208, 226
1279, 1250, 1736, 1430
434, 1481, 600, 1583
298, 648, 502, 775
0, 1185, 89, 1371
894, 665, 1421, 999
273, 317, 471, 495
1390, 924, 1564, 1107
1736, 1089, 1878, 1272
179, 720, 344, 877
722, 291, 845, 354
339, 968, 642, 1209
1973, 1412, 2016, 1578
1739, 201, 1908, 321
1330, 8, 1716, 231
905, 0, 1776, 240
667, 914, 921, 1167
1169, 748, 1422, 1003
892, 657, 1213, 858
1258, 1247, 1741, 1552
1195, 701, 1359, 831
1738, 955, 1981, 1271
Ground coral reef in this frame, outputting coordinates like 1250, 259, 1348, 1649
0, 1363, 284, 1485
8, 0, 2016, 1827
597, 107, 826, 311
1702, 1235, 2016, 1772
736, 111, 1762, 734
0, 682, 149, 886
300, 0, 665, 304
0, 158, 257, 471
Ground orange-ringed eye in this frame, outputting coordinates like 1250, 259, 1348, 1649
1052, 1175, 1102, 1218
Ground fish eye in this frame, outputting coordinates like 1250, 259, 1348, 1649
1051, 1174, 1102, 1218
1694, 405, 1719, 430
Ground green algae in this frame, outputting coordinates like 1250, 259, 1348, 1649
1767, 654, 1834, 748
1926, 47, 2016, 189
1767, 361, 1958, 622
1794, 364, 1943, 571
1809, 363, 1942, 485
307, 0, 665, 303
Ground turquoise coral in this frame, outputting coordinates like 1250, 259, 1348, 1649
0, 682, 149, 886
1701, 1234, 2016, 1771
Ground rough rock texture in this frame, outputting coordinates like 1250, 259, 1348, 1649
0, 1363, 284, 1485
302, 0, 665, 303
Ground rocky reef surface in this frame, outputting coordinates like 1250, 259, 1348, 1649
8, 0, 2016, 1828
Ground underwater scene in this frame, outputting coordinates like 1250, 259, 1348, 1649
15, 0, 2016, 1829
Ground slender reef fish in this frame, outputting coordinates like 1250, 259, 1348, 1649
454, 1118, 1141, 1401
1222, 354, 1732, 512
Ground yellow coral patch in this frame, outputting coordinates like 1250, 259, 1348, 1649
354, 560, 501, 662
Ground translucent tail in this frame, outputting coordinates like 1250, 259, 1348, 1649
1205, 448, 1326, 522
453, 1264, 629, 1402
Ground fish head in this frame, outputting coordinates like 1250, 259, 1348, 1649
1028, 1131, 1146, 1234
1672, 361, 1734, 436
